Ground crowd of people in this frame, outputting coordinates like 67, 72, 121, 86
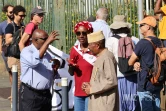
0, 1, 166, 111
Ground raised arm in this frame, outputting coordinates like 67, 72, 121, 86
19, 33, 30, 51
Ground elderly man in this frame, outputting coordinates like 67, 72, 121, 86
90, 7, 112, 39
19, 29, 59, 111
82, 31, 118, 111
19, 6, 46, 51
74, 7, 111, 46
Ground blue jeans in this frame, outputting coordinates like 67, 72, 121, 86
137, 91, 160, 111
74, 96, 88, 111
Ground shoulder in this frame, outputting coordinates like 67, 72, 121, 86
106, 36, 119, 43
136, 39, 149, 45
150, 37, 162, 47
6, 23, 13, 28
22, 45, 31, 52
0, 21, 7, 26
26, 22, 35, 28
100, 49, 114, 59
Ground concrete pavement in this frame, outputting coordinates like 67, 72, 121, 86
0, 74, 11, 111
0, 56, 11, 111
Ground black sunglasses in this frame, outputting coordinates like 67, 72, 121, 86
139, 24, 146, 27
18, 14, 26, 18
9, 11, 13, 14
76, 31, 87, 36
37, 38, 48, 41
37, 13, 45, 17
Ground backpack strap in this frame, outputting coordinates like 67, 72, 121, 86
112, 34, 122, 39
144, 38, 156, 50
11, 21, 16, 33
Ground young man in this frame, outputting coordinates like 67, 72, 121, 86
19, 6, 45, 51
5, 5, 26, 92
129, 16, 162, 111
82, 31, 118, 111
0, 4, 14, 86
19, 29, 59, 111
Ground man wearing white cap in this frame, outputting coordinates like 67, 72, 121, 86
19, 6, 45, 51
82, 31, 118, 111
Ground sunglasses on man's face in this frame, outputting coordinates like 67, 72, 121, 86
18, 14, 26, 18
37, 13, 45, 17
37, 37, 48, 41
75, 31, 87, 36
139, 24, 146, 27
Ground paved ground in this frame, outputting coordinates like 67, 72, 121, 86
0, 74, 11, 111
0, 55, 11, 111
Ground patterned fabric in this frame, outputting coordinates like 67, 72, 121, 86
74, 21, 93, 33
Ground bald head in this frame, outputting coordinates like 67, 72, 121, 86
96, 7, 109, 21
32, 29, 48, 40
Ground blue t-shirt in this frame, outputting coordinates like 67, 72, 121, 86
0, 20, 7, 36
134, 36, 162, 92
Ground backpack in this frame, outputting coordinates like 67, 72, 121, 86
113, 35, 135, 74
144, 38, 166, 85
7, 22, 24, 59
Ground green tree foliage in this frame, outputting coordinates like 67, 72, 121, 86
0, 12, 7, 22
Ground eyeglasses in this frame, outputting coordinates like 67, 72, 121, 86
75, 31, 87, 36
18, 14, 26, 18
9, 11, 13, 14
139, 24, 146, 27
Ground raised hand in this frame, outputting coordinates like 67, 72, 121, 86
46, 31, 59, 43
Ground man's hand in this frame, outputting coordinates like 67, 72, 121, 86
46, 31, 59, 44
82, 82, 91, 95
51, 59, 60, 71
66, 58, 78, 67
133, 62, 141, 71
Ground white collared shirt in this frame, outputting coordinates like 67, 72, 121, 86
90, 19, 112, 39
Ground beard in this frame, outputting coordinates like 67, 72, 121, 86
7, 15, 14, 20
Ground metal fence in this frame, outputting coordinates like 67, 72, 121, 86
0, 0, 151, 53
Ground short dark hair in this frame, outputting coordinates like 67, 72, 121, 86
2, 4, 14, 13
13, 5, 26, 15
111, 27, 131, 35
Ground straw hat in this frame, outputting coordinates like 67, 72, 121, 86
110, 15, 132, 29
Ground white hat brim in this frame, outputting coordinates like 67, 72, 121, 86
110, 22, 132, 29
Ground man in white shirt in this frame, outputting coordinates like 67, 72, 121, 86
90, 7, 112, 39
74, 7, 112, 46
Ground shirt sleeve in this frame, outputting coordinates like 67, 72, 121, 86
90, 56, 118, 94
20, 48, 41, 68
5, 24, 14, 34
69, 46, 78, 63
161, 6, 166, 15
24, 23, 36, 35
134, 40, 146, 57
